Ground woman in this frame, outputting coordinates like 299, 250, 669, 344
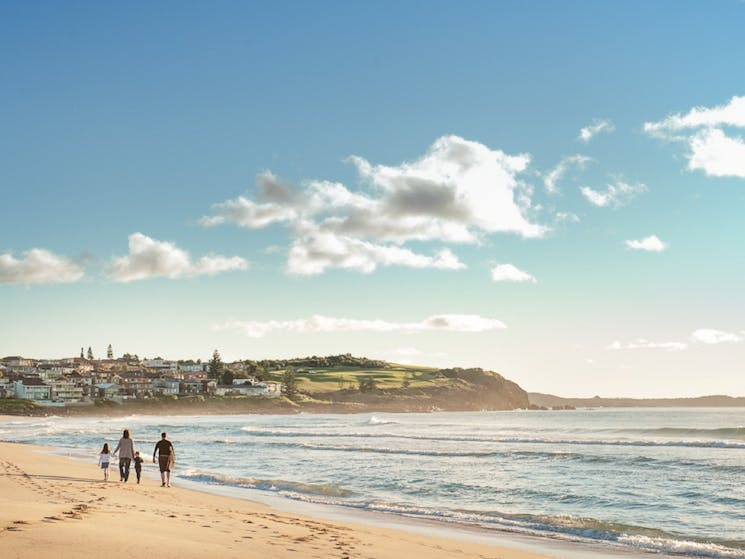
113, 429, 135, 482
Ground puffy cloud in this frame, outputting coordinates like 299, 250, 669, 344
108, 233, 248, 282
543, 155, 592, 194
0, 249, 85, 285
625, 235, 668, 252
216, 313, 506, 338
690, 329, 743, 345
490, 263, 537, 283
580, 180, 647, 208
348, 135, 546, 239
644, 96, 745, 178
286, 227, 465, 275
579, 119, 615, 142
607, 338, 687, 352
687, 128, 745, 178
202, 136, 549, 274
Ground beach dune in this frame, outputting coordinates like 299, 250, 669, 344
0, 441, 551, 559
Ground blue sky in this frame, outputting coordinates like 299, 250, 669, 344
2, 1, 745, 397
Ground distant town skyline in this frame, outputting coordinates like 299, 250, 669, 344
2, 2, 745, 397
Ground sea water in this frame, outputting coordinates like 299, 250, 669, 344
1, 408, 743, 558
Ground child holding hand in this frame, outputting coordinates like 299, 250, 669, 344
133, 451, 144, 484
98, 443, 111, 481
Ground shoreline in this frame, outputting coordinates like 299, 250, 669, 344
0, 438, 667, 559
0, 439, 561, 559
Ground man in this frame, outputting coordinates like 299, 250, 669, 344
152, 432, 175, 487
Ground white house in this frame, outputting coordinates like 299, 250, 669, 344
13, 378, 51, 401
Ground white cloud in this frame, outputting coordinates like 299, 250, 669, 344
543, 155, 592, 194
607, 338, 687, 352
580, 180, 647, 208
217, 313, 507, 338
202, 136, 549, 274
108, 233, 248, 282
687, 128, 745, 178
625, 235, 668, 252
579, 118, 615, 142
691, 329, 743, 345
644, 96, 745, 178
286, 228, 465, 275
0, 249, 85, 285
644, 96, 745, 135
490, 263, 537, 283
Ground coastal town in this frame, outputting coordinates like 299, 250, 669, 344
0, 347, 281, 407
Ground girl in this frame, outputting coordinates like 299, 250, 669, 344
98, 443, 111, 481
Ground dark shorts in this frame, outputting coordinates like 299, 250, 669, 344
158, 454, 173, 472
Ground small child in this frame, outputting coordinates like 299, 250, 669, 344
98, 443, 111, 481
133, 451, 144, 484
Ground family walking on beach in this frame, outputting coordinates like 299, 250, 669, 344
98, 430, 175, 487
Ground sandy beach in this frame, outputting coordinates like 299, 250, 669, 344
0, 440, 555, 559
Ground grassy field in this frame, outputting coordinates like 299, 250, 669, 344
263, 364, 445, 394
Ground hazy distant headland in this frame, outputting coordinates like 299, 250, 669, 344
528, 392, 745, 408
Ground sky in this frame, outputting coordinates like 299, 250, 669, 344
2, 1, 745, 398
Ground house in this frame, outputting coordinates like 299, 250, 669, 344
180, 380, 205, 394
215, 381, 280, 397
49, 379, 84, 403
95, 383, 121, 400
154, 378, 180, 395
231, 377, 258, 386
178, 363, 205, 374
13, 378, 52, 401
1, 356, 34, 368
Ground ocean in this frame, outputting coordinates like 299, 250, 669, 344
1, 407, 743, 558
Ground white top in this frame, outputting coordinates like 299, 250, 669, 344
98, 452, 110, 466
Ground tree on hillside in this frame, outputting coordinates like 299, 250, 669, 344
80, 347, 84, 359
107, 344, 113, 359
358, 376, 378, 392
209, 349, 224, 383
87, 346, 94, 360
281, 367, 298, 397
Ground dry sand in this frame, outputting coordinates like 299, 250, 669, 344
0, 440, 555, 559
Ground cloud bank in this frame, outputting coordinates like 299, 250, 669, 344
108, 233, 248, 282
608, 328, 745, 352
216, 313, 506, 338
202, 136, 548, 274
0, 249, 85, 285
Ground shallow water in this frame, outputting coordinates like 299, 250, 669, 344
2, 408, 744, 558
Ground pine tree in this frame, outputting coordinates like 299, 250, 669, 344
87, 346, 94, 360
208, 349, 224, 383
281, 367, 298, 397
80, 347, 84, 359
107, 344, 113, 359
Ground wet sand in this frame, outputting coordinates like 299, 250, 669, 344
0, 440, 555, 559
